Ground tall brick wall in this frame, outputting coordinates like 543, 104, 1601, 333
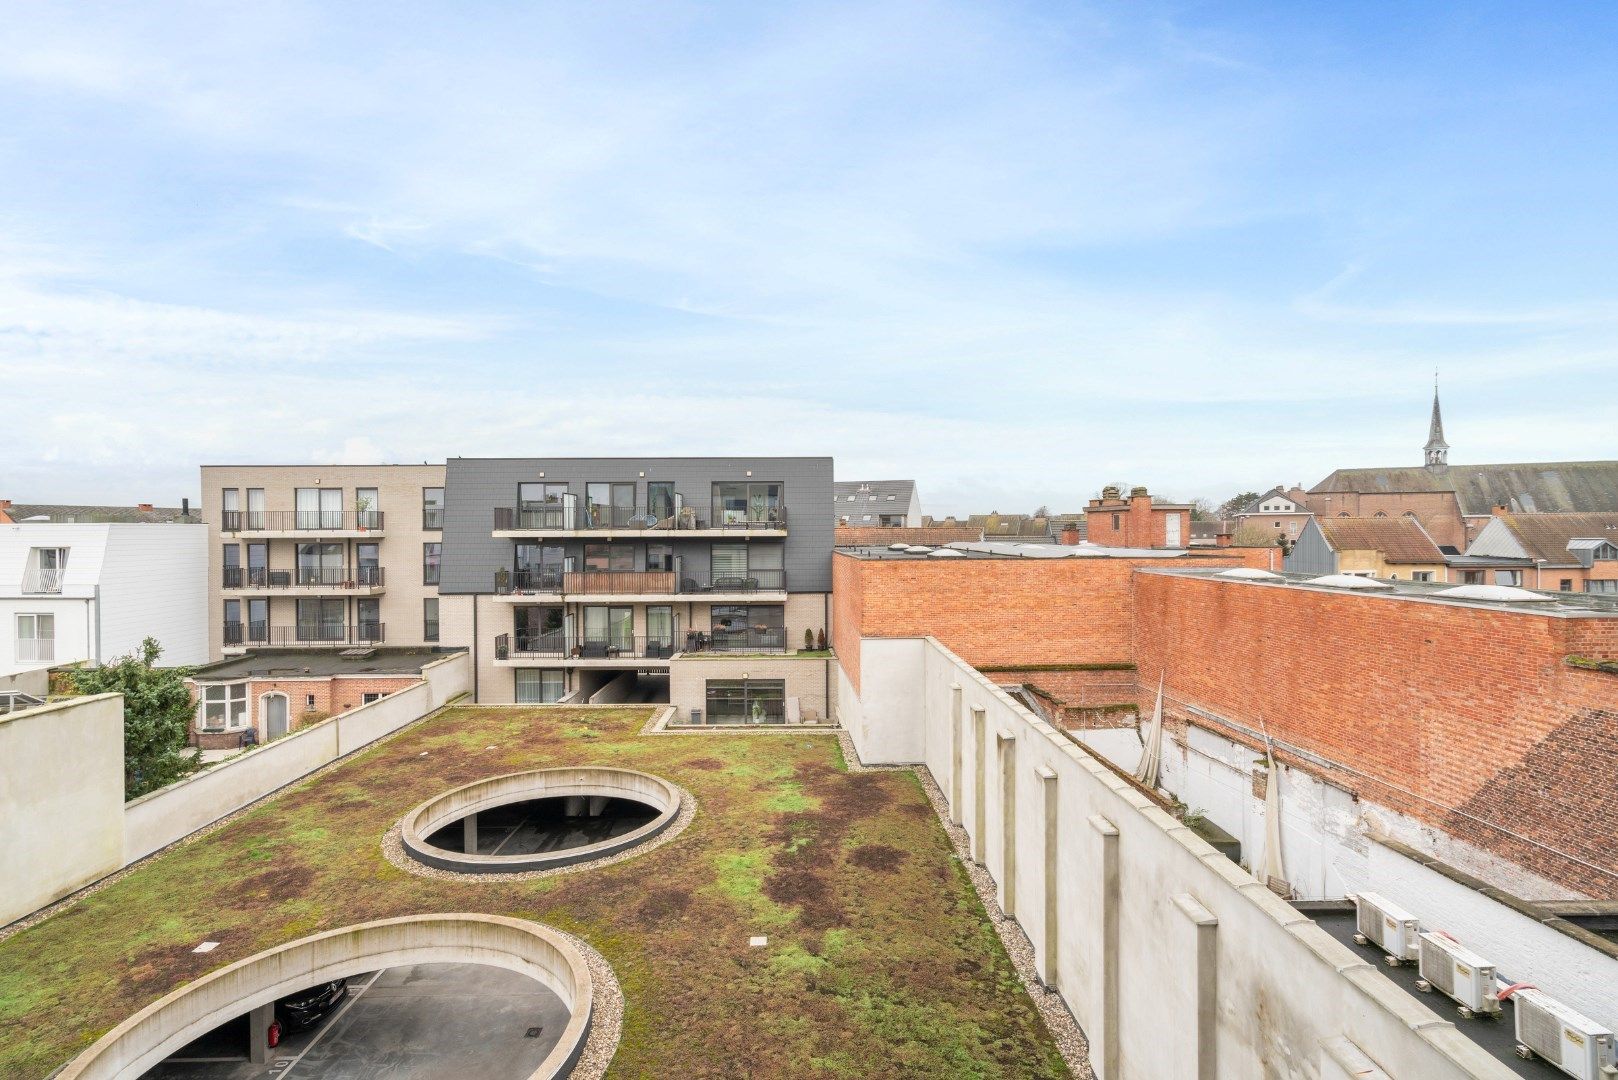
1132, 572, 1618, 895
835, 526, 981, 547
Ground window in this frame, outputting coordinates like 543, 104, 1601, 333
1463, 570, 1484, 584
646, 543, 675, 572
1493, 569, 1522, 587
306, 693, 317, 710
712, 482, 783, 525
246, 488, 265, 530
1373, 511, 1388, 518
583, 605, 633, 649
518, 483, 568, 529
1587, 580, 1618, 594
704, 679, 786, 724
15, 613, 54, 664
200, 683, 248, 730
296, 598, 345, 641
845, 495, 855, 502
647, 606, 674, 652
222, 544, 241, 588
355, 487, 380, 529
515, 669, 567, 703
424, 597, 440, 642
296, 487, 343, 529
296, 542, 343, 586
356, 599, 381, 641
1595, 543, 1618, 563
26, 546, 68, 593
709, 604, 785, 651
223, 599, 242, 644
1560, 579, 1574, 591
515, 605, 565, 651
586, 482, 634, 528
1111, 513, 1121, 530
356, 543, 380, 585
423, 487, 444, 530
1412, 572, 1434, 582
647, 481, 676, 522
424, 542, 441, 585
222, 489, 239, 528
362, 692, 384, 705
886, 494, 896, 501
514, 543, 565, 590
583, 543, 633, 571
247, 598, 268, 643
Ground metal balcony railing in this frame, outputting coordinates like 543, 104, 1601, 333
223, 621, 272, 646
222, 510, 385, 532
263, 623, 385, 646
494, 632, 676, 661
16, 637, 55, 664
678, 569, 786, 593
223, 567, 384, 588
495, 568, 566, 594
494, 501, 786, 532
493, 568, 786, 595
22, 568, 66, 594
698, 626, 788, 653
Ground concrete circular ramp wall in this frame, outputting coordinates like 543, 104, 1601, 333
57, 913, 595, 1080
400, 767, 683, 874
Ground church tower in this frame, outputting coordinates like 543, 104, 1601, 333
1424, 376, 1449, 468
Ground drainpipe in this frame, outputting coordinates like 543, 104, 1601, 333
471, 596, 479, 703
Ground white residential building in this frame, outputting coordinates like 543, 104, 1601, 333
0, 519, 208, 677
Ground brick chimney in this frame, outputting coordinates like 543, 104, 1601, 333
0, 499, 10, 510
1060, 523, 1081, 545
1215, 529, 1232, 548
137, 503, 154, 512
1492, 503, 1509, 517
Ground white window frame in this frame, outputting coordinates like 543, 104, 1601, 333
198, 682, 249, 731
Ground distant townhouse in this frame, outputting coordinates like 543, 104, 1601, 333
1455, 511, 1618, 592
201, 465, 448, 658
440, 457, 835, 724
834, 479, 921, 527
0, 500, 206, 677
1231, 485, 1314, 543
1284, 515, 1447, 581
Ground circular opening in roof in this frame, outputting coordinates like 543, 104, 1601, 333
400, 767, 683, 874
1216, 568, 1284, 581
1435, 584, 1556, 603
1305, 573, 1396, 590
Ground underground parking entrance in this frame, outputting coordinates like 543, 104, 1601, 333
399, 767, 685, 874
59, 915, 600, 1080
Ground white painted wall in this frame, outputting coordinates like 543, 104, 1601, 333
840, 638, 1509, 1080
0, 694, 125, 925
1367, 840, 1618, 1033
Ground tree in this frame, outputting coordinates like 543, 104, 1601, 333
1231, 522, 1275, 547
1218, 491, 1262, 519
1188, 498, 1215, 522
1031, 504, 1050, 518
71, 637, 200, 799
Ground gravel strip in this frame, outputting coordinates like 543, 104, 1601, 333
381, 786, 698, 883
556, 929, 623, 1080
836, 730, 1093, 1078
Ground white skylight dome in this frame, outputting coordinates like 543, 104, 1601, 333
888, 542, 910, 550
1216, 568, 1283, 581
1305, 574, 1395, 591
928, 548, 966, 558
1436, 584, 1556, 603
904, 545, 934, 554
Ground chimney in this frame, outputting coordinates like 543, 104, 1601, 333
182, 497, 190, 519
137, 503, 154, 513
1101, 485, 1121, 502
1060, 523, 1081, 546
1492, 503, 1509, 517
1216, 530, 1232, 548
0, 499, 10, 510
1129, 485, 1151, 508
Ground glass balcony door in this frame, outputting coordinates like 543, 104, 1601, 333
518, 483, 570, 529
297, 542, 344, 586
582, 605, 633, 650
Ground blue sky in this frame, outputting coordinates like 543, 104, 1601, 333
2, 2, 1616, 515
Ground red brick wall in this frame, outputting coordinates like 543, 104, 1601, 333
1132, 572, 1618, 895
835, 526, 981, 547
1084, 495, 1191, 549
189, 675, 421, 743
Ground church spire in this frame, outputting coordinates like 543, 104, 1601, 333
1424, 373, 1449, 467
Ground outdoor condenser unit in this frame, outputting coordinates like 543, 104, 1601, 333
1415, 932, 1500, 1017
1350, 892, 1419, 966
1512, 986, 1618, 1079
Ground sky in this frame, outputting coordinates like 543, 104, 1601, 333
2, 2, 1616, 516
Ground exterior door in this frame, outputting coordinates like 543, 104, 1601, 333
265, 695, 288, 739
1165, 513, 1182, 548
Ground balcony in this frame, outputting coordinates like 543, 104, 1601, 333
690, 626, 787, 654
493, 632, 676, 665
15, 637, 55, 665
223, 623, 385, 648
492, 501, 787, 538
492, 567, 786, 600
221, 510, 385, 538
222, 566, 385, 595
22, 569, 66, 594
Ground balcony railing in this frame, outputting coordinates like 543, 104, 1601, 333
222, 510, 385, 532
693, 626, 788, 653
225, 623, 384, 646
493, 568, 785, 595
494, 632, 676, 661
223, 567, 384, 589
15, 637, 55, 664
494, 502, 786, 532
22, 568, 66, 594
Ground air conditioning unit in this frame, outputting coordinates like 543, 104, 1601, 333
1512, 986, 1618, 1079
1351, 892, 1419, 966
1415, 932, 1500, 1017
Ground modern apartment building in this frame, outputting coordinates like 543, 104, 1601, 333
0, 506, 207, 677
201, 465, 448, 658
439, 457, 835, 722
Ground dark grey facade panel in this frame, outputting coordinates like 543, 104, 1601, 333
440, 457, 833, 594
1282, 519, 1337, 577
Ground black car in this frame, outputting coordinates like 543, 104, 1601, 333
275, 978, 348, 1032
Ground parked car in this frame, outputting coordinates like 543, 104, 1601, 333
267, 978, 348, 1045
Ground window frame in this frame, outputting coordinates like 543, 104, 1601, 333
423, 542, 442, 585
422, 487, 445, 531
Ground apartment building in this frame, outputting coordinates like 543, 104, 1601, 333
201, 465, 448, 658
833, 479, 921, 527
0, 505, 206, 677
439, 457, 835, 722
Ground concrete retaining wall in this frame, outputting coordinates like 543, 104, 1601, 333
125, 652, 470, 863
0, 694, 124, 926
57, 914, 592, 1080
843, 636, 1510, 1080
0, 666, 50, 697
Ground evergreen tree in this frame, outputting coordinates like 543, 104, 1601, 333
71, 637, 200, 798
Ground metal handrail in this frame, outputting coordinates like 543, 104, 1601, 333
678, 569, 786, 593
495, 632, 676, 660
224, 567, 384, 588
494, 501, 787, 532
222, 510, 385, 532
229, 624, 388, 646
22, 568, 66, 594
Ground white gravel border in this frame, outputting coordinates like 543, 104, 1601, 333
555, 928, 623, 1080
380, 785, 698, 883
836, 729, 1093, 1078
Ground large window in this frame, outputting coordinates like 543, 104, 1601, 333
16, 613, 54, 664
1587, 580, 1618, 594
647, 543, 674, 572
518, 483, 569, 529
223, 600, 242, 644
246, 488, 265, 530
709, 604, 785, 651
199, 682, 248, 730
704, 679, 786, 725
247, 598, 268, 643
515, 669, 567, 703
296, 598, 346, 642
356, 598, 381, 640
709, 542, 783, 589
515, 605, 565, 652
647, 606, 674, 653
423, 542, 441, 585
583, 605, 633, 650
356, 543, 380, 585
296, 487, 344, 530
297, 542, 343, 586
424, 598, 440, 642
647, 481, 675, 522
515, 543, 565, 590
585, 482, 635, 528
583, 543, 633, 572
423, 487, 445, 530
712, 482, 782, 525
26, 546, 68, 593
355, 487, 380, 529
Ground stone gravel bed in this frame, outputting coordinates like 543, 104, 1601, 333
557, 928, 624, 1080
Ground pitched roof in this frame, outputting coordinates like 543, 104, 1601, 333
1491, 513, 1618, 565
0, 503, 199, 524
1309, 460, 1618, 516
1317, 516, 1444, 563
834, 480, 916, 506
